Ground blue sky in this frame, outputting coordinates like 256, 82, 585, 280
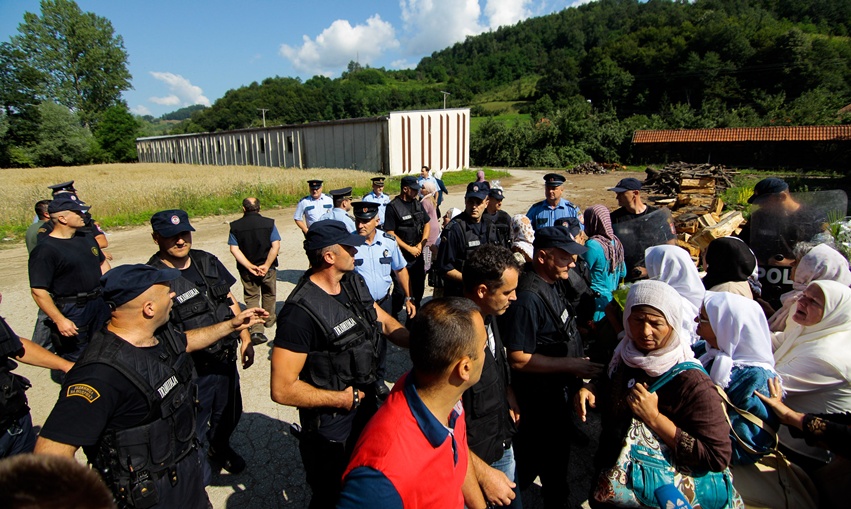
0, 0, 588, 118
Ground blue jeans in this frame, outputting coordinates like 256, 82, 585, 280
490, 444, 522, 508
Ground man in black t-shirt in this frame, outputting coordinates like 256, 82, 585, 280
38, 181, 109, 252
28, 195, 111, 361
608, 177, 657, 224
498, 226, 604, 507
36, 264, 266, 509
147, 209, 254, 481
271, 220, 409, 509
384, 176, 430, 313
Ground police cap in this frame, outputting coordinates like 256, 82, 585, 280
543, 173, 566, 187
465, 181, 490, 200
48, 181, 76, 194
48, 194, 90, 214
304, 220, 367, 251
371, 177, 386, 186
151, 209, 195, 237
351, 201, 379, 221
101, 264, 181, 309
558, 217, 582, 238
489, 187, 505, 201
534, 226, 587, 255
307, 180, 323, 190
330, 187, 353, 199
400, 176, 421, 190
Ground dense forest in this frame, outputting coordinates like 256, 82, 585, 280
173, 0, 851, 167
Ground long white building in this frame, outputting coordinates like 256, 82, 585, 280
135, 108, 470, 176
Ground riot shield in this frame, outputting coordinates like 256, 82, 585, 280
748, 189, 847, 306
612, 208, 677, 281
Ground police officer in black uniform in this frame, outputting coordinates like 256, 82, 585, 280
28, 195, 111, 362
38, 181, 109, 250
35, 264, 266, 509
0, 294, 73, 459
498, 226, 604, 508
271, 220, 409, 509
483, 186, 512, 243
147, 210, 254, 480
383, 175, 430, 312
436, 181, 504, 298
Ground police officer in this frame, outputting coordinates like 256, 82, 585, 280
270, 220, 409, 509
384, 176, 430, 311
0, 294, 72, 459
351, 201, 415, 399
294, 179, 333, 234
319, 187, 357, 233
483, 186, 512, 246
28, 194, 111, 362
147, 210, 254, 479
229, 197, 280, 345
498, 226, 604, 508
362, 177, 391, 227
526, 173, 582, 231
436, 181, 503, 298
39, 181, 109, 250
35, 264, 267, 509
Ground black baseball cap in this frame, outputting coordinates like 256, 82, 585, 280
748, 178, 789, 204
307, 180, 323, 190
560, 217, 582, 238
101, 264, 181, 309
48, 194, 90, 214
465, 181, 490, 200
543, 173, 566, 187
401, 176, 421, 190
48, 181, 76, 195
489, 188, 505, 201
371, 177, 386, 185
151, 209, 195, 237
534, 226, 587, 255
351, 201, 379, 221
608, 178, 643, 193
304, 220, 367, 251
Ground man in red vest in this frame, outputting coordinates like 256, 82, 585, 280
338, 298, 489, 508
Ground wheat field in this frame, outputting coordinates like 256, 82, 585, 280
0, 163, 384, 238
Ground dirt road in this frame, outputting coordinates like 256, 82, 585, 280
2, 169, 634, 508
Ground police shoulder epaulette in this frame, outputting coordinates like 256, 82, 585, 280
382, 232, 396, 241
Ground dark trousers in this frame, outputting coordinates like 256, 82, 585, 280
514, 390, 572, 509
51, 298, 111, 361
375, 297, 392, 381
196, 363, 242, 484
0, 413, 36, 459
392, 254, 424, 315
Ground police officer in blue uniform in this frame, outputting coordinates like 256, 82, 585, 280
294, 180, 333, 234
319, 188, 357, 233
362, 177, 391, 227
35, 264, 267, 509
526, 173, 583, 231
351, 201, 416, 399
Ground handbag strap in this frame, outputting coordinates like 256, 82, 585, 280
648, 361, 707, 393
714, 385, 779, 455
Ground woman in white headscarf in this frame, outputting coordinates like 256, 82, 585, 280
767, 243, 851, 332
773, 279, 851, 466
577, 280, 732, 475
645, 244, 704, 344
697, 291, 779, 464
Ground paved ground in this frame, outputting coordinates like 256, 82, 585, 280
1, 168, 634, 508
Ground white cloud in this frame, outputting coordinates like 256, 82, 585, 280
400, 0, 484, 55
280, 15, 399, 75
484, 0, 533, 29
131, 104, 152, 116
149, 72, 211, 107
391, 58, 416, 69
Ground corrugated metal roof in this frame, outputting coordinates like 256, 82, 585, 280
632, 126, 851, 144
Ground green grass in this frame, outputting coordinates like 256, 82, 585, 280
470, 113, 531, 132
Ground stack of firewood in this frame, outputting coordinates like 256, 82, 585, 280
567, 161, 608, 174
643, 162, 736, 196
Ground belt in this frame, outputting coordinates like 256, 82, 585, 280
502, 438, 512, 450
376, 290, 392, 305
53, 289, 102, 306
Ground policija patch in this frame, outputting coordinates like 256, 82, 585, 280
67, 384, 101, 403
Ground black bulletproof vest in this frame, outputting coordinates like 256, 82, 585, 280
147, 251, 237, 367
462, 320, 515, 464
0, 318, 29, 430
229, 212, 277, 268
442, 215, 502, 297
516, 267, 584, 358
80, 326, 197, 504
286, 272, 380, 391
387, 198, 425, 247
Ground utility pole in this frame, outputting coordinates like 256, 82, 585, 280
257, 108, 269, 127
440, 91, 451, 109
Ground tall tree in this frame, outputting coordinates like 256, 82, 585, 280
12, 0, 131, 128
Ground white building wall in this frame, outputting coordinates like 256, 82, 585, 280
388, 108, 470, 176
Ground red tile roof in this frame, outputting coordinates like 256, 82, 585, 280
632, 126, 851, 144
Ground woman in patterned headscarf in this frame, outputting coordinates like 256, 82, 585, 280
583, 205, 627, 321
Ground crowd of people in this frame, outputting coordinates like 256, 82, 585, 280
0, 171, 848, 509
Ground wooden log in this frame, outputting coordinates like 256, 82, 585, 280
688, 211, 745, 250
677, 239, 701, 260
697, 213, 717, 227
710, 197, 724, 215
